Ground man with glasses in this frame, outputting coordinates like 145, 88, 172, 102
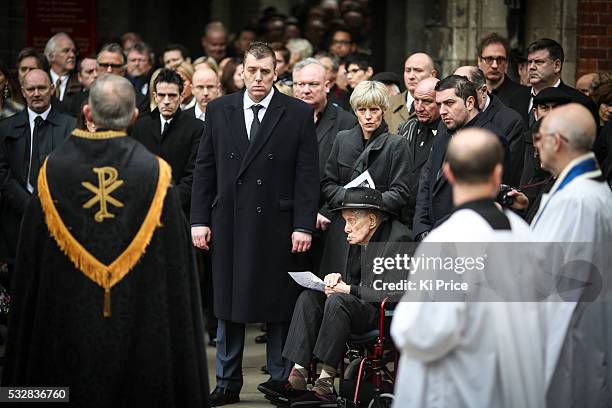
343, 52, 373, 94
508, 38, 598, 126
328, 29, 355, 59
530, 103, 612, 408
477, 33, 526, 106
0, 69, 75, 273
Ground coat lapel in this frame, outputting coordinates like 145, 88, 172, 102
316, 104, 336, 143
224, 93, 249, 158
239, 91, 285, 176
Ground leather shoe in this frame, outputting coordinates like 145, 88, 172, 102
255, 333, 268, 344
260, 365, 269, 374
209, 387, 240, 406
258, 380, 306, 400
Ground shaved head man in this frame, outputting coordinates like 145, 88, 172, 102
396, 76, 441, 226
575, 73, 597, 97
536, 103, 596, 177
190, 67, 221, 120
385, 52, 437, 133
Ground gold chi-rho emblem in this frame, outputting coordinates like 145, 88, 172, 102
82, 167, 124, 222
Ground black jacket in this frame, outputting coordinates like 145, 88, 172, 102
131, 108, 204, 216
490, 74, 526, 107
397, 117, 440, 226
190, 88, 320, 323
412, 113, 508, 237
320, 122, 413, 275
508, 81, 599, 125
316, 102, 358, 182
0, 107, 75, 262
481, 94, 527, 186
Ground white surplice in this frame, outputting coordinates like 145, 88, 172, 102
391, 206, 546, 408
531, 153, 612, 408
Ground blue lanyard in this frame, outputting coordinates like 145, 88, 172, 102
532, 157, 598, 228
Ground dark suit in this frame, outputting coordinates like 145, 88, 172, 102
490, 74, 526, 107
0, 107, 75, 263
508, 81, 599, 125
320, 122, 413, 276
283, 218, 412, 369
481, 94, 527, 186
190, 87, 319, 391
413, 113, 508, 237
131, 108, 204, 216
54, 72, 83, 118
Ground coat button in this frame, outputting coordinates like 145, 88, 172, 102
237, 179, 243, 185
256, 179, 263, 186
229, 153, 235, 159
268, 153, 274, 160
256, 206, 262, 213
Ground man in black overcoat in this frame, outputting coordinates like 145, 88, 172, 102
190, 42, 319, 406
0, 69, 75, 268
2, 74, 209, 408
131, 68, 204, 216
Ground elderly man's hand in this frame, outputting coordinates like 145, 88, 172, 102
316, 213, 331, 231
192, 226, 212, 250
291, 231, 312, 253
324, 273, 342, 287
508, 189, 529, 210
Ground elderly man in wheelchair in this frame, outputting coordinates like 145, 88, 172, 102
258, 187, 412, 407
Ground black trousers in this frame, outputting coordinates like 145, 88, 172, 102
283, 290, 378, 368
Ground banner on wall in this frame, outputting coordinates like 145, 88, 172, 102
25, 0, 96, 56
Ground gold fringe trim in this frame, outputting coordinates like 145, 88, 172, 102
71, 129, 127, 140
38, 157, 172, 292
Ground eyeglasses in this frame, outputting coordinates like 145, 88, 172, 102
98, 62, 124, 69
480, 56, 507, 65
533, 132, 569, 143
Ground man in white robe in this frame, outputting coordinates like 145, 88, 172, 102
391, 128, 546, 408
531, 103, 612, 408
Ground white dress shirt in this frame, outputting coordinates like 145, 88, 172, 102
195, 103, 206, 122
160, 115, 173, 134
406, 91, 414, 114
243, 88, 275, 140
26, 106, 51, 193
50, 70, 69, 101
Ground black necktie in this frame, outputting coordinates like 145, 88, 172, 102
162, 120, 169, 136
29, 116, 44, 188
250, 104, 262, 143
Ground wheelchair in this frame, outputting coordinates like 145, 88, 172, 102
298, 297, 397, 408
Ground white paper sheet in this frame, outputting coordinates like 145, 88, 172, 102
344, 169, 376, 189
288, 271, 326, 292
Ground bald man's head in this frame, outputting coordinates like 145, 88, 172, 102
446, 128, 504, 184
191, 67, 221, 112
541, 103, 596, 153
414, 77, 440, 124
21, 69, 53, 113
404, 52, 437, 94
576, 73, 596, 96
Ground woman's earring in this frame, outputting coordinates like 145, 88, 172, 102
2, 84, 9, 100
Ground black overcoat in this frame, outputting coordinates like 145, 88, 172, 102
131, 108, 204, 215
0, 107, 75, 262
319, 122, 412, 275
190, 88, 320, 323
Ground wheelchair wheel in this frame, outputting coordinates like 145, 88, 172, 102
367, 393, 394, 408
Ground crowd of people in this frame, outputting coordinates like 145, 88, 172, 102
0, 2, 612, 407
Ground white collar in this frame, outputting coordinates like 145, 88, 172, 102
160, 114, 173, 125
195, 103, 205, 120
28, 106, 51, 124
548, 152, 600, 196
482, 94, 491, 111
406, 91, 414, 109
243, 87, 275, 111
531, 78, 561, 96
49, 70, 69, 84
